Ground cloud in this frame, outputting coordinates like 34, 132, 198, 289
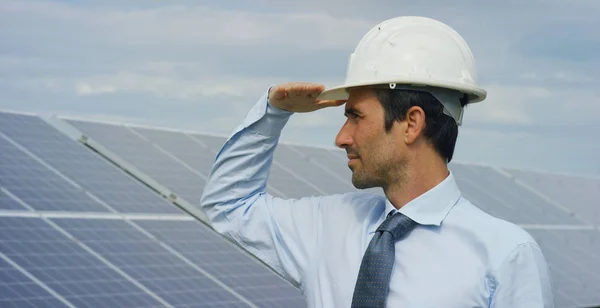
462, 84, 599, 126
1, 0, 599, 176
76, 83, 116, 96
73, 71, 271, 100
519, 72, 595, 83
1, 0, 372, 50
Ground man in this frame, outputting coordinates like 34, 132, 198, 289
200, 16, 553, 307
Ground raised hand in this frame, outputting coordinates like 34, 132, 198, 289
268, 82, 346, 113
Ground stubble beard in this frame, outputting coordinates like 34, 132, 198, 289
350, 155, 407, 191
350, 159, 389, 190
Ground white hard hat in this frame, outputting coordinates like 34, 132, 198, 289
318, 16, 487, 125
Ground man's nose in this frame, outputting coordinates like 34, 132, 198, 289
335, 122, 353, 149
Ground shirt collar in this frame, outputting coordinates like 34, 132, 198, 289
369, 171, 461, 233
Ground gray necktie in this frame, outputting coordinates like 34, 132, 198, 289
351, 211, 417, 307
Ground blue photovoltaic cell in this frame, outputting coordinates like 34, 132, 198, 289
0, 189, 26, 211
0, 257, 68, 308
131, 127, 214, 178
0, 137, 109, 212
52, 218, 251, 307
504, 168, 600, 225
0, 112, 180, 214
135, 220, 306, 308
0, 217, 164, 307
449, 163, 584, 225
66, 119, 203, 206
529, 229, 600, 308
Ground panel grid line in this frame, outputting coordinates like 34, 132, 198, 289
287, 144, 356, 190
127, 126, 208, 180
76, 129, 210, 222
0, 252, 77, 308
495, 166, 593, 226
40, 218, 176, 308
0, 209, 193, 220
126, 220, 258, 308
0, 132, 85, 193
0, 190, 175, 307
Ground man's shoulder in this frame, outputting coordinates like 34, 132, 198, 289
449, 197, 540, 265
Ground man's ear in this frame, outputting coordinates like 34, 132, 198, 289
404, 106, 426, 145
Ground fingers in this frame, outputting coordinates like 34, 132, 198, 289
317, 99, 346, 108
272, 82, 325, 99
269, 85, 286, 100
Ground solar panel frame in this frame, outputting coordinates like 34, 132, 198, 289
64, 119, 205, 206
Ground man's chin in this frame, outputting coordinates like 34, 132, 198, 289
351, 174, 377, 190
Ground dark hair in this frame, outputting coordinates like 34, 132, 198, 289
374, 88, 463, 163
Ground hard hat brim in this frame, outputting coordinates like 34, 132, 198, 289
318, 78, 487, 104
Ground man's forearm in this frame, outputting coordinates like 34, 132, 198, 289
199, 88, 293, 231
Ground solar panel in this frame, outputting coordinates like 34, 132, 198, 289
2, 110, 598, 307
504, 168, 600, 225
130, 127, 214, 178
0, 188, 27, 211
0, 216, 164, 307
0, 136, 110, 212
52, 218, 253, 307
528, 229, 600, 308
273, 144, 355, 195
188, 133, 228, 154
192, 134, 331, 199
0, 113, 180, 214
135, 220, 306, 308
449, 163, 584, 225
0, 257, 69, 308
286, 144, 385, 196
65, 120, 204, 206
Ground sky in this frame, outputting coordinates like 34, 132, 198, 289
1, 0, 599, 177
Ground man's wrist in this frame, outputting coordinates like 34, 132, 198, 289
246, 87, 293, 136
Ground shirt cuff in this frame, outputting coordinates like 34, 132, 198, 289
245, 86, 293, 136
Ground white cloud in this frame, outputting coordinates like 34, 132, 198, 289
463, 85, 540, 125
72, 71, 276, 101
1, 0, 599, 176
520, 72, 595, 83
1, 0, 372, 50
76, 83, 116, 96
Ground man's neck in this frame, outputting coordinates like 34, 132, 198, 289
384, 154, 449, 210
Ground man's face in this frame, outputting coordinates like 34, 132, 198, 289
335, 88, 407, 189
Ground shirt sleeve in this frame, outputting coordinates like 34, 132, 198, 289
489, 242, 555, 308
199, 87, 326, 289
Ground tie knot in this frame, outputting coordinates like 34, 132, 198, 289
376, 211, 417, 240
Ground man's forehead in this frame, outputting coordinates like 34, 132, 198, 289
346, 87, 379, 109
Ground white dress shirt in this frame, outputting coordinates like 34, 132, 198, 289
200, 89, 555, 307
